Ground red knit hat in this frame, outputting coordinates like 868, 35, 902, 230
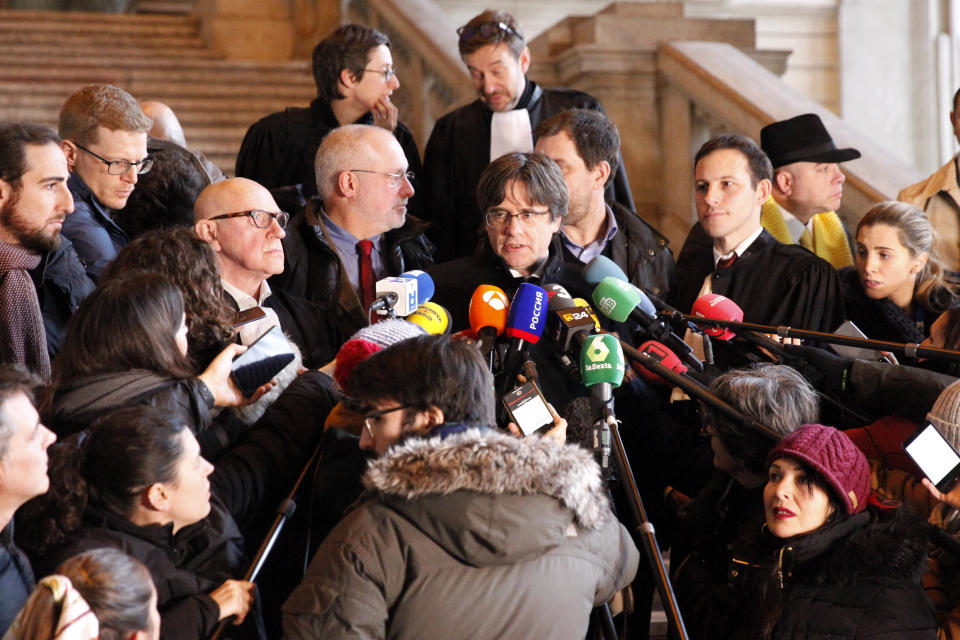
768, 424, 870, 514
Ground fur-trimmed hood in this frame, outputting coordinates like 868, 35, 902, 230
363, 427, 612, 567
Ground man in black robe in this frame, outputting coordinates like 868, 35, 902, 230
421, 10, 634, 263
235, 24, 422, 204
671, 134, 844, 333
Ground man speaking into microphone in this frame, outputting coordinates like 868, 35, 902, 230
429, 152, 589, 417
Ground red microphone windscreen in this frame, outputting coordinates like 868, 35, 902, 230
633, 340, 688, 385
469, 285, 509, 335
691, 294, 742, 340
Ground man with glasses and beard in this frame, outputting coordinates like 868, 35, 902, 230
0, 123, 92, 378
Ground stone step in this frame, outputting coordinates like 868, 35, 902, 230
0, 80, 314, 100
0, 42, 218, 59
0, 53, 308, 75
0, 94, 309, 115
0, 65, 313, 86
0, 9, 200, 32
0, 32, 205, 48
134, 0, 196, 14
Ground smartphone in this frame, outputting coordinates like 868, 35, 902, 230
233, 306, 267, 328
831, 320, 883, 362
230, 325, 295, 397
903, 422, 960, 492
502, 380, 554, 436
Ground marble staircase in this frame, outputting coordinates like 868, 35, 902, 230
0, 8, 316, 174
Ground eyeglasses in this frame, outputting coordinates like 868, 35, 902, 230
208, 209, 289, 230
361, 405, 411, 441
74, 143, 153, 176
349, 169, 415, 188
364, 66, 397, 83
456, 20, 523, 43
484, 208, 551, 228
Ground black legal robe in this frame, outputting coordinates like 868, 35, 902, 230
671, 227, 845, 333
421, 80, 635, 263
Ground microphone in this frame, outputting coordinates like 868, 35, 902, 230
469, 285, 509, 355
372, 270, 435, 317
579, 333, 625, 469
544, 283, 576, 310
591, 277, 702, 371
499, 283, 548, 399
405, 302, 451, 335
691, 294, 741, 341
633, 340, 689, 385
691, 293, 790, 359
583, 255, 629, 286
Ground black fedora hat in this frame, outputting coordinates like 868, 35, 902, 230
760, 113, 860, 168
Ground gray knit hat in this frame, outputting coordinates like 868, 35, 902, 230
928, 379, 960, 450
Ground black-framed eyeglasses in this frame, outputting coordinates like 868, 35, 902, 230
349, 169, 415, 188
74, 143, 153, 176
364, 66, 397, 83
484, 208, 551, 228
456, 20, 523, 43
209, 209, 289, 230
361, 405, 411, 440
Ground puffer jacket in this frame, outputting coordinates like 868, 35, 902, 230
282, 425, 639, 639
728, 508, 936, 639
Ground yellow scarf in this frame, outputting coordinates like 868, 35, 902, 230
761, 197, 854, 268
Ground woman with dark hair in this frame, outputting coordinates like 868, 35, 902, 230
840, 200, 959, 342
99, 229, 303, 426
726, 424, 935, 638
17, 408, 261, 640
49, 271, 262, 458
7, 548, 160, 640
100, 227, 235, 370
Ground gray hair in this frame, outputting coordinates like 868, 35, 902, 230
314, 124, 394, 200
701, 363, 820, 474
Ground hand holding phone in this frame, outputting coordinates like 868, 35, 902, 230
904, 422, 960, 493
502, 380, 554, 436
230, 325, 295, 397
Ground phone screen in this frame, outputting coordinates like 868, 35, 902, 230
904, 423, 960, 489
502, 381, 553, 436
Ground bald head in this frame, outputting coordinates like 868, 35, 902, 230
194, 177, 279, 221
193, 178, 285, 296
315, 124, 399, 199
141, 101, 187, 148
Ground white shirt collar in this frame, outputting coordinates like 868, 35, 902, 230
713, 226, 763, 267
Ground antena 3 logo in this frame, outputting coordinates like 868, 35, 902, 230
482, 289, 508, 310
598, 297, 617, 317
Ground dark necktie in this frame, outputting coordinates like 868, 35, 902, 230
716, 253, 738, 271
357, 239, 376, 311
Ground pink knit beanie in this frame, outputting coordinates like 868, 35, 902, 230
768, 424, 870, 514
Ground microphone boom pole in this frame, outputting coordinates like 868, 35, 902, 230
619, 340, 782, 442
680, 315, 960, 363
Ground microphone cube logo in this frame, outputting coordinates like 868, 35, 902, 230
482, 289, 508, 310
598, 296, 617, 317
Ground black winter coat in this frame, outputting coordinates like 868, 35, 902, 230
31, 236, 95, 360
268, 199, 434, 352
0, 524, 34, 637
728, 509, 936, 639
32, 371, 337, 640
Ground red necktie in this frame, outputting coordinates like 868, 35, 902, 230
358, 240, 376, 311
716, 253, 738, 271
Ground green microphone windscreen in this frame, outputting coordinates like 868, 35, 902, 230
579, 333, 625, 388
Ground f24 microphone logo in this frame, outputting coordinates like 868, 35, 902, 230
586, 335, 610, 362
